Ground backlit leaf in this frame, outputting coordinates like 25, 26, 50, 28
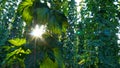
8, 38, 26, 46
18, 0, 34, 23
78, 59, 85, 65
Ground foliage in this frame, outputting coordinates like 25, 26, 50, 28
0, 0, 120, 68
24, 34, 65, 68
39, 48, 65, 68
0, 0, 27, 67
0, 23, 9, 46
17, 0, 69, 67
62, 0, 120, 68
61, 0, 80, 68
0, 0, 9, 46
0, 0, 25, 48
1, 38, 31, 68
79, 0, 120, 67
18, 0, 69, 34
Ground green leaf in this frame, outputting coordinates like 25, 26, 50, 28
25, 49, 31, 54
18, 0, 34, 23
2, 46, 12, 51
48, 14, 61, 34
8, 38, 26, 46
36, 7, 50, 24
48, 10, 69, 34
53, 48, 65, 68
22, 7, 33, 23
4, 48, 18, 61
47, 49, 55, 62
78, 59, 85, 65
40, 57, 58, 68
3, 47, 31, 64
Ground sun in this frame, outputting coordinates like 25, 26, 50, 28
30, 24, 46, 39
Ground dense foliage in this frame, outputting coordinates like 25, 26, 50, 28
0, 0, 120, 68
80, 0, 119, 67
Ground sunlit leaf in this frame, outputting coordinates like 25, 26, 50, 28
18, 0, 34, 23
8, 38, 26, 46
3, 47, 31, 64
25, 49, 31, 54
78, 59, 85, 65
22, 7, 33, 23
4, 48, 18, 61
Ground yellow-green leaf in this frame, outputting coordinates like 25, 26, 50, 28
18, 0, 34, 23
78, 59, 85, 65
8, 38, 26, 46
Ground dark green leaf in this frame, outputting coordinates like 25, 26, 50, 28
47, 49, 55, 62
